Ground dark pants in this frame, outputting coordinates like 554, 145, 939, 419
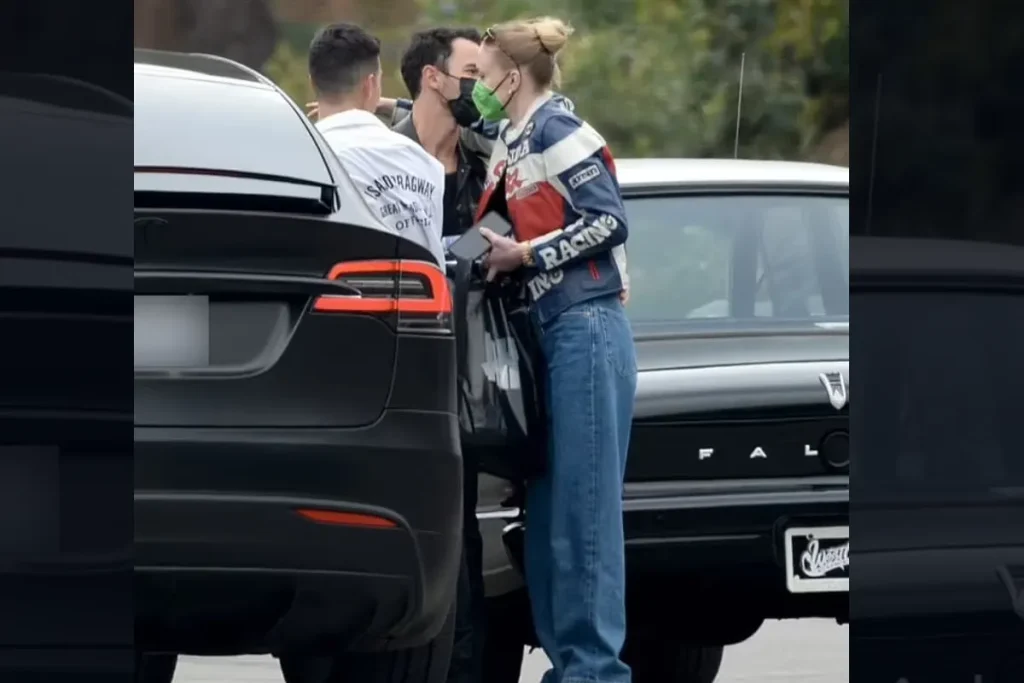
447, 451, 487, 683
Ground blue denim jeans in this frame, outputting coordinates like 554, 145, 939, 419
526, 294, 637, 683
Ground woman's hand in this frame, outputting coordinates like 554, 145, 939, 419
480, 227, 528, 281
375, 97, 398, 119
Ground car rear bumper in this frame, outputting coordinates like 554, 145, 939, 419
134, 408, 462, 656
621, 477, 849, 616
499, 477, 848, 620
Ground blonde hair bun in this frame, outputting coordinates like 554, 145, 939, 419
528, 16, 573, 55
486, 16, 573, 87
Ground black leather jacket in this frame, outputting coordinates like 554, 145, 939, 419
391, 115, 489, 236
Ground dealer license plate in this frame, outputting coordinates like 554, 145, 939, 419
783, 525, 849, 593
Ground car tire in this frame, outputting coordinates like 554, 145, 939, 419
623, 634, 724, 683
134, 652, 177, 683
279, 602, 457, 683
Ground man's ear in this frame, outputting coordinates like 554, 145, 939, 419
365, 71, 382, 110
422, 64, 440, 92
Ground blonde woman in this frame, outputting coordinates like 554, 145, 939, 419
474, 17, 636, 683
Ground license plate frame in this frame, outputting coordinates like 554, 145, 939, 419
134, 295, 210, 370
783, 525, 849, 594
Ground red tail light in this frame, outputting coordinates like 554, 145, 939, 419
295, 508, 398, 529
313, 260, 452, 331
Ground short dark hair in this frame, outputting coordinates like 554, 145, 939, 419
400, 27, 482, 99
308, 23, 381, 99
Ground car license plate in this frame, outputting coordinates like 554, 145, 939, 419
783, 525, 849, 593
134, 295, 210, 369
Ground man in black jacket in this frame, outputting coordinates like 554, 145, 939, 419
392, 28, 490, 683
392, 28, 490, 243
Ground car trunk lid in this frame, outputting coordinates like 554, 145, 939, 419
133, 195, 426, 428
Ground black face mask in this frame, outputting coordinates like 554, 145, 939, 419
447, 77, 482, 127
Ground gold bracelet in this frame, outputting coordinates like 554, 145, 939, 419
520, 242, 535, 267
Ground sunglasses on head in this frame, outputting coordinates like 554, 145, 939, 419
482, 25, 550, 57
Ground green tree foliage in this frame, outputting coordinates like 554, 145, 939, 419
265, 41, 313, 106
265, 0, 848, 161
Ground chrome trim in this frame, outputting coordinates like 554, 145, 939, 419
635, 360, 850, 418
623, 488, 848, 512
477, 508, 521, 520
625, 476, 848, 497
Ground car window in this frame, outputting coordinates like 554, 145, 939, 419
855, 290, 1024, 501
623, 193, 849, 325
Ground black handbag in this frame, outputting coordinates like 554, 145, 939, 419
454, 263, 547, 482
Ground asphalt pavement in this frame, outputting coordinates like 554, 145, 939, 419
174, 618, 848, 682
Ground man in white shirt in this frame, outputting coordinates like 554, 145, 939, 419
310, 23, 446, 267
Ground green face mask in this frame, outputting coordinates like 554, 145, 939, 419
472, 73, 513, 122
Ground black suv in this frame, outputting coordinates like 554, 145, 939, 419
1, 75, 132, 677
133, 50, 462, 683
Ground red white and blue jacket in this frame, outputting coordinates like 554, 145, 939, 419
476, 94, 629, 325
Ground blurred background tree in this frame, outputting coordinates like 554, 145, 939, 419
133, 0, 848, 164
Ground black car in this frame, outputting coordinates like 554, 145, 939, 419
851, 236, 1024, 683
133, 50, 462, 683
1, 75, 133, 676
478, 159, 850, 683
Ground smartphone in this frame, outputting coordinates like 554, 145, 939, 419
447, 211, 514, 262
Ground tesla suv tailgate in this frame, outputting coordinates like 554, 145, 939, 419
134, 207, 441, 428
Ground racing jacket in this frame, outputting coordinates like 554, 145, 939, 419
476, 93, 629, 325
389, 94, 576, 239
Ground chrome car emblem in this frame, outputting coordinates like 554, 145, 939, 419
818, 372, 848, 411
997, 565, 1023, 621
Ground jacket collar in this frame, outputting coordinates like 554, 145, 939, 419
502, 91, 554, 144
393, 105, 479, 171
391, 109, 420, 144
315, 109, 386, 134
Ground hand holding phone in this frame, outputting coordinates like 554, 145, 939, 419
447, 211, 513, 262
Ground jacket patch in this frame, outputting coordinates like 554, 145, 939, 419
567, 164, 601, 189
536, 215, 620, 270
506, 139, 531, 164
527, 268, 565, 300
505, 168, 526, 195
513, 185, 539, 199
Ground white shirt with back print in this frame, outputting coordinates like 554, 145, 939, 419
316, 110, 445, 267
